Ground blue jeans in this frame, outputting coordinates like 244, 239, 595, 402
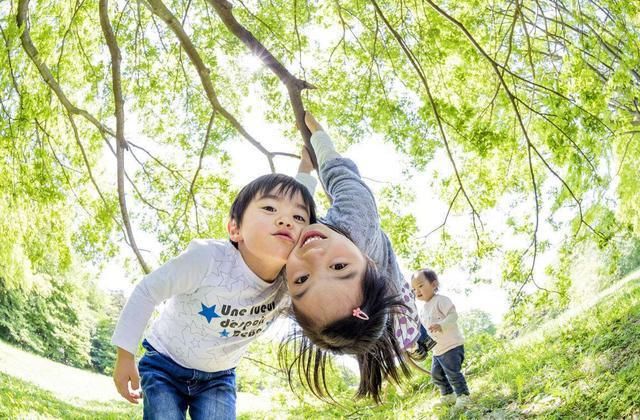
138, 340, 236, 420
418, 325, 428, 342
431, 345, 469, 396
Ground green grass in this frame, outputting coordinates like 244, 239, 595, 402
0, 370, 140, 419
452, 278, 640, 419
2, 277, 639, 419
269, 277, 640, 419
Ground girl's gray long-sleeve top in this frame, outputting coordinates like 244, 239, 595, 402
310, 131, 421, 349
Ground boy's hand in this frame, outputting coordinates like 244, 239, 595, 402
113, 347, 142, 404
428, 323, 442, 333
298, 145, 314, 173
304, 111, 324, 134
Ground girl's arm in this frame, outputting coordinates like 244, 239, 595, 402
304, 111, 383, 250
310, 130, 383, 253
295, 145, 318, 195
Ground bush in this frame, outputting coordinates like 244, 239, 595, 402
90, 317, 117, 375
616, 236, 640, 278
89, 291, 124, 375
0, 275, 97, 369
459, 309, 496, 337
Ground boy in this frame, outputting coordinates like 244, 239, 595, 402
112, 173, 316, 419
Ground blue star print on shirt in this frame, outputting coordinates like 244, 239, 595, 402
220, 329, 230, 338
198, 303, 220, 323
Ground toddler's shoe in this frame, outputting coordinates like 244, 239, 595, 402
454, 394, 471, 409
434, 393, 456, 407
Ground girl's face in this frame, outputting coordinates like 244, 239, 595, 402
285, 223, 367, 327
411, 271, 436, 302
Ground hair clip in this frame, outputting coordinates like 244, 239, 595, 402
352, 307, 369, 320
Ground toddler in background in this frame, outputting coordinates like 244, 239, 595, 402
412, 268, 470, 409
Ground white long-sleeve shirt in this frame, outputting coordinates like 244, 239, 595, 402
112, 239, 288, 372
419, 294, 465, 356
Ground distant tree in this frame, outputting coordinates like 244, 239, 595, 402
459, 309, 496, 337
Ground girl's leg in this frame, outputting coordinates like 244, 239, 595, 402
437, 345, 469, 396
138, 344, 189, 420
431, 355, 454, 395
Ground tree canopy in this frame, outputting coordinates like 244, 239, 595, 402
1, 0, 639, 319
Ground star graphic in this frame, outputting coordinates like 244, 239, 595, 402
198, 303, 221, 323
220, 329, 230, 338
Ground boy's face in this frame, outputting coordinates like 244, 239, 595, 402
411, 272, 436, 302
228, 189, 311, 273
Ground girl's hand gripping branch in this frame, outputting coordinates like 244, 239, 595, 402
304, 111, 324, 134
113, 347, 142, 404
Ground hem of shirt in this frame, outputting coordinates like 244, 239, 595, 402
111, 336, 138, 357
432, 342, 465, 357
146, 335, 239, 373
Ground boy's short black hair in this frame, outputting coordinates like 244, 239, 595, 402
229, 174, 317, 247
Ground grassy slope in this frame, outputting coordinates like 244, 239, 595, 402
274, 277, 640, 419
456, 277, 640, 419
2, 277, 639, 419
0, 371, 139, 419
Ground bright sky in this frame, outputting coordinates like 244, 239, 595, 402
98, 100, 511, 325
95, 37, 576, 329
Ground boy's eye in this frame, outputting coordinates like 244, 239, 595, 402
294, 274, 309, 284
331, 263, 348, 270
294, 215, 306, 222
262, 206, 276, 212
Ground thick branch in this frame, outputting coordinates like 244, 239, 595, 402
100, 0, 151, 274
205, 0, 319, 169
16, 0, 115, 138
144, 0, 276, 172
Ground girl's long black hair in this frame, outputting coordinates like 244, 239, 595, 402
279, 222, 415, 403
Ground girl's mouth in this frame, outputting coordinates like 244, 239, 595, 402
299, 230, 327, 248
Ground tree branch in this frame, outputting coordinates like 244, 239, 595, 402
100, 0, 151, 274
371, 0, 484, 247
419, 187, 461, 240
0, 23, 22, 112
205, 0, 319, 168
16, 0, 115, 138
423, 0, 604, 241
184, 111, 217, 234
144, 0, 278, 172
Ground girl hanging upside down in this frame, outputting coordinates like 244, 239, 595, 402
281, 111, 423, 403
